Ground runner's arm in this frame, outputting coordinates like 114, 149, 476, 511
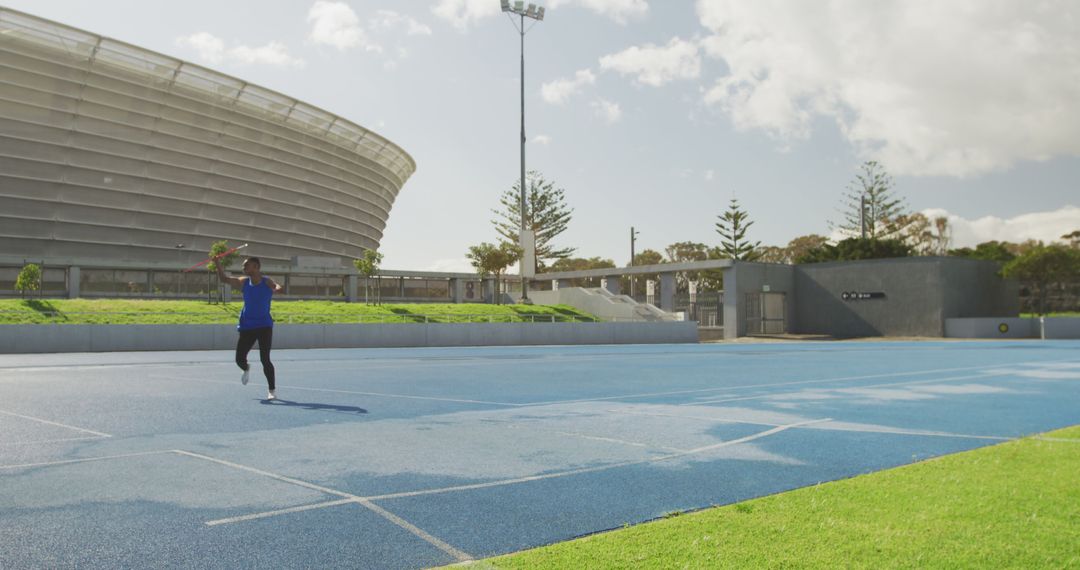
265, 277, 284, 293
215, 262, 245, 289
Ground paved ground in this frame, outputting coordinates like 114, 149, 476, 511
2, 340, 1079, 569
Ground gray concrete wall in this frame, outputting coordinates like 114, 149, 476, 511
940, 258, 1019, 318
944, 317, 1038, 339
723, 262, 796, 339
1044, 317, 1080, 339
793, 257, 1015, 338
945, 317, 1080, 339
0, 322, 699, 353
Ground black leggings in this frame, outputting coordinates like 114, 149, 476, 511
236, 327, 275, 390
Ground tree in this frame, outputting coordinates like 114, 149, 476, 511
1063, 230, 1080, 249
948, 241, 1015, 264
785, 234, 830, 264
1001, 244, 1080, 315
548, 257, 615, 287
207, 240, 240, 304
896, 213, 951, 256
753, 245, 787, 264
665, 241, 710, 292
15, 263, 41, 298
491, 171, 575, 271
353, 249, 384, 305
754, 234, 830, 265
831, 161, 907, 239
466, 242, 521, 304
622, 249, 664, 298
715, 198, 761, 260
796, 237, 912, 263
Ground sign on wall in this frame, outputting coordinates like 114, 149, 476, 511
841, 291, 886, 301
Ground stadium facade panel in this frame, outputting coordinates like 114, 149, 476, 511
0, 8, 415, 268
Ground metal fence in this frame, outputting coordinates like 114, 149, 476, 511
673, 291, 724, 327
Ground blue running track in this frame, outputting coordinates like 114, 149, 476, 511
2, 340, 1078, 568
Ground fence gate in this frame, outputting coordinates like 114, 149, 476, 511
745, 292, 786, 335
674, 291, 724, 327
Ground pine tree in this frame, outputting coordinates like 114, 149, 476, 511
491, 171, 575, 270
831, 160, 907, 239
715, 198, 761, 260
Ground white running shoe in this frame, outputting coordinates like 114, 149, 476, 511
241, 370, 250, 385
267, 390, 276, 400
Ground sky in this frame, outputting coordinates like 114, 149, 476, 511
6, 0, 1080, 271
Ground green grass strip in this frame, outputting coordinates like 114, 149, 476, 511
0, 299, 596, 325
482, 425, 1080, 569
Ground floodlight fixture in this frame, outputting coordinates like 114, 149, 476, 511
515, 1, 524, 11
501, 0, 510, 11
536, 7, 545, 20
525, 4, 536, 17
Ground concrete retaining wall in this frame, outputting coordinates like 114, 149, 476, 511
0, 322, 700, 354
945, 317, 1080, 339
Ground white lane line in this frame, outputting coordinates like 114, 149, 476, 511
607, 409, 1014, 442
520, 359, 1077, 408
0, 435, 108, 447
0, 409, 112, 437
1032, 436, 1080, 443
689, 371, 1013, 406
546, 430, 689, 453
197, 419, 828, 526
365, 418, 831, 502
205, 499, 357, 526
0, 450, 173, 470
175, 451, 471, 562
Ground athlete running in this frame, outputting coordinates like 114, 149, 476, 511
216, 257, 283, 400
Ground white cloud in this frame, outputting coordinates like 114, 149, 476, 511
533, 134, 552, 145
920, 205, 1080, 248
704, 169, 715, 181
175, 33, 304, 67
599, 37, 700, 86
541, 69, 596, 104
591, 98, 622, 123
175, 32, 225, 64
230, 42, 306, 67
308, 1, 380, 52
431, 0, 500, 31
371, 10, 433, 36
696, 0, 1080, 178
548, 0, 649, 24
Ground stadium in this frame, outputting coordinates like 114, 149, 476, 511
0, 7, 414, 274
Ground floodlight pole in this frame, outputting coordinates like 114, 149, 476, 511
630, 226, 639, 297
519, 12, 528, 302
502, 2, 544, 303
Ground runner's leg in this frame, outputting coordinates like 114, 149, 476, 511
236, 329, 258, 372
255, 327, 275, 391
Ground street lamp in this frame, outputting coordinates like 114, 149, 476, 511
174, 243, 186, 296
501, 0, 545, 303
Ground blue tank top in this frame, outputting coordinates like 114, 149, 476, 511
238, 278, 274, 330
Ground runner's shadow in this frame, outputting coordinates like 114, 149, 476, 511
259, 399, 368, 415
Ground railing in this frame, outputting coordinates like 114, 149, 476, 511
0, 310, 605, 324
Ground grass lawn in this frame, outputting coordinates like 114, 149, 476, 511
481, 425, 1080, 569
0, 298, 596, 325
